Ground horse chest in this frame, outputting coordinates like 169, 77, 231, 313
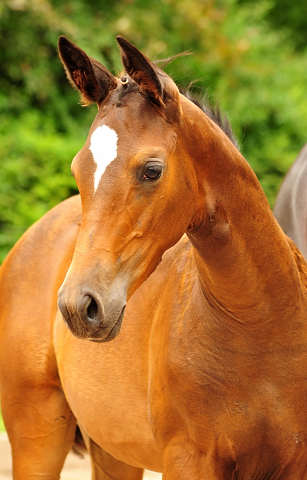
148, 323, 307, 477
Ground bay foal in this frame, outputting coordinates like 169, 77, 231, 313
1, 36, 307, 480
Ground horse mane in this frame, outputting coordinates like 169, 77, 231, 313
181, 89, 239, 150
156, 54, 239, 149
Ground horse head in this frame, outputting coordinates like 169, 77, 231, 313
57, 36, 200, 341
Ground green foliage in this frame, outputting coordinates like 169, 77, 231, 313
0, 412, 5, 432
213, 1, 307, 204
0, 111, 81, 261
238, 0, 307, 51
1, 0, 307, 263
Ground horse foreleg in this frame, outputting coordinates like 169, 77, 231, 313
1, 385, 76, 480
80, 428, 144, 480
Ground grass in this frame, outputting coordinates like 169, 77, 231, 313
0, 411, 5, 432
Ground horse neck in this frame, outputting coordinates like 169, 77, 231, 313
179, 100, 302, 327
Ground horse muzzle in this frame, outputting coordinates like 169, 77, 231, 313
57, 282, 127, 342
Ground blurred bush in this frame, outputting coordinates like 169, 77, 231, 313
0, 111, 80, 257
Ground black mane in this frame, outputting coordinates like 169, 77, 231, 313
157, 54, 239, 149
182, 90, 239, 149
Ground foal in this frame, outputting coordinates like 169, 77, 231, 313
1, 35, 307, 480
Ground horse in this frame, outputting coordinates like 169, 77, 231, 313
274, 143, 307, 259
1, 35, 307, 480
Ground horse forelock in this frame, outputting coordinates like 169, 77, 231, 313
114, 78, 140, 104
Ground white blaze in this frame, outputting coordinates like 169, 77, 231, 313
89, 125, 118, 192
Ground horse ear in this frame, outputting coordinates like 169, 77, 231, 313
116, 36, 164, 107
58, 36, 117, 106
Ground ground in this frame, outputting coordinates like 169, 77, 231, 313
0, 432, 162, 480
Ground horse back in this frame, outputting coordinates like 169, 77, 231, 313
274, 143, 307, 259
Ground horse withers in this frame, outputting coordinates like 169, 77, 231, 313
1, 36, 307, 480
274, 143, 307, 259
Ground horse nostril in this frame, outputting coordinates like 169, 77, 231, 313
87, 297, 98, 320
58, 292, 70, 324
80, 294, 103, 332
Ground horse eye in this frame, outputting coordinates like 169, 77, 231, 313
143, 165, 162, 181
